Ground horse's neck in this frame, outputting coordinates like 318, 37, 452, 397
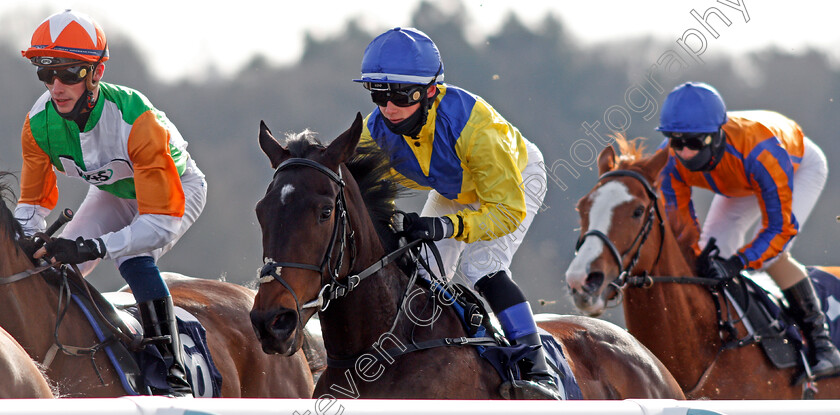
319, 263, 407, 357
0, 251, 60, 360
623, 219, 722, 382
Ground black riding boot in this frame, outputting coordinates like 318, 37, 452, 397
138, 297, 194, 397
783, 278, 840, 379
511, 332, 562, 400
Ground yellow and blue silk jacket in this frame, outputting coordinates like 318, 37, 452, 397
360, 84, 533, 243
659, 110, 805, 269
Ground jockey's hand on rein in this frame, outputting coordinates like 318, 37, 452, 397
401, 212, 454, 241
706, 255, 745, 280
44, 237, 107, 264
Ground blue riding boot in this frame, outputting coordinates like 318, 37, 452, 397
475, 271, 561, 400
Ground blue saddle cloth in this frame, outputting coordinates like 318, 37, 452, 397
71, 292, 223, 397
808, 267, 840, 346
432, 283, 582, 400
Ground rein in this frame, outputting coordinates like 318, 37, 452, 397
575, 169, 665, 298
257, 157, 500, 369
257, 157, 357, 312
579, 169, 760, 397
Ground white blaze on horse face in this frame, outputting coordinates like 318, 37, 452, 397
280, 184, 295, 205
565, 181, 634, 289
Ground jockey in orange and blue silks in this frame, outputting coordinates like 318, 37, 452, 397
15, 10, 201, 396
353, 27, 557, 399
657, 81, 840, 378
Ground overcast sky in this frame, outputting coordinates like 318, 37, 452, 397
1, 0, 837, 82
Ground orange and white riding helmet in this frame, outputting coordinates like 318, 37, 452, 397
22, 9, 109, 66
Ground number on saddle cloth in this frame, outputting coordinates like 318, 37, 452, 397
82, 291, 223, 397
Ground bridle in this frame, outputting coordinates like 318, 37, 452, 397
257, 158, 357, 313
574, 169, 665, 299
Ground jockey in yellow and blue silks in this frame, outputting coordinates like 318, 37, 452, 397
15, 10, 203, 396
353, 27, 556, 399
658, 82, 840, 378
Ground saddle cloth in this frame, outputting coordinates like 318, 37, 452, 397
725, 267, 840, 370
428, 280, 583, 400
81, 291, 223, 397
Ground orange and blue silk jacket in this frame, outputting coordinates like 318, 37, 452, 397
659, 110, 805, 270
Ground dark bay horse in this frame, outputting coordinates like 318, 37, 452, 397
0, 173, 313, 398
249, 114, 684, 399
565, 138, 840, 399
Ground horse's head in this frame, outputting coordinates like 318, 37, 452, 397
565, 141, 670, 316
250, 113, 364, 355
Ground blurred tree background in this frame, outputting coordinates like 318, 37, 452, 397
1, 1, 838, 327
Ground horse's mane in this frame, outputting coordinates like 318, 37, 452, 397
611, 135, 700, 263
0, 171, 24, 242
283, 131, 408, 250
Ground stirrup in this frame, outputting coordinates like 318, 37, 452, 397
499, 379, 562, 400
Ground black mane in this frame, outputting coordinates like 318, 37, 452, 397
282, 131, 408, 251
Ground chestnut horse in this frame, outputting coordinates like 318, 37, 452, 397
0, 324, 53, 398
565, 138, 840, 399
0, 172, 313, 398
249, 114, 684, 399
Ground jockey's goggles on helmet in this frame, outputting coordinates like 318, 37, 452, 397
36, 64, 91, 85
365, 82, 428, 108
666, 132, 711, 151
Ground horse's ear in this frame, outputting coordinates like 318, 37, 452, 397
325, 112, 363, 166
645, 148, 670, 185
259, 120, 290, 169
597, 145, 616, 175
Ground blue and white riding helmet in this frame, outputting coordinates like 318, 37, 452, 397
657, 82, 729, 171
353, 27, 444, 86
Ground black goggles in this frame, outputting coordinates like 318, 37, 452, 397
365, 83, 427, 107
666, 132, 711, 151
36, 65, 91, 85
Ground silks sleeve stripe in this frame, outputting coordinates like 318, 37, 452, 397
127, 111, 185, 217
740, 149, 797, 268
18, 116, 59, 209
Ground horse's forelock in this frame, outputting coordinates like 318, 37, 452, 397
284, 130, 325, 158
612, 133, 648, 167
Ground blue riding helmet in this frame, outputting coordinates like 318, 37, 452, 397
658, 82, 728, 172
657, 82, 727, 133
353, 27, 444, 85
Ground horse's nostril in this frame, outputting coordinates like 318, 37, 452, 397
271, 309, 298, 333
585, 272, 604, 294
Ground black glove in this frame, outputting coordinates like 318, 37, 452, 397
402, 212, 454, 241
705, 255, 745, 280
695, 238, 719, 277
44, 236, 106, 264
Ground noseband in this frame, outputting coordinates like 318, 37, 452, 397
575, 169, 665, 291
258, 158, 357, 312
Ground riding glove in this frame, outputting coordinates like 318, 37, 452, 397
45, 236, 107, 264
402, 212, 454, 241
706, 255, 745, 280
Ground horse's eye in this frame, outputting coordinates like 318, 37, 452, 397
632, 206, 645, 219
320, 206, 333, 221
